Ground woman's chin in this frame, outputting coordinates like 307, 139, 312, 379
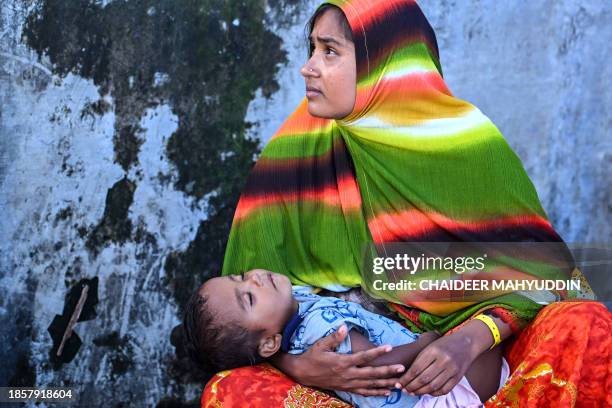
307, 105, 332, 119
307, 105, 350, 120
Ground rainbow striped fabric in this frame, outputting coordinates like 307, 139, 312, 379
221, 0, 592, 332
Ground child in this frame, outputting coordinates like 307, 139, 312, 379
183, 269, 509, 407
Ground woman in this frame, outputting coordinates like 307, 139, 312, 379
201, 1, 611, 406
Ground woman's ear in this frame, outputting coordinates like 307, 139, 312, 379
258, 333, 282, 358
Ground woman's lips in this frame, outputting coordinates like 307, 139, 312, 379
306, 86, 322, 98
306, 90, 321, 98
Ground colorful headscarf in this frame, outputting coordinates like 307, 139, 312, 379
221, 0, 594, 333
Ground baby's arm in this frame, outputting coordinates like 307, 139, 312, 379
349, 330, 440, 368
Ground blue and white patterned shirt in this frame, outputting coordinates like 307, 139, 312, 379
281, 286, 421, 408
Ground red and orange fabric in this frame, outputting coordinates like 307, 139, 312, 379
202, 301, 612, 408
489, 301, 612, 407
201, 363, 350, 407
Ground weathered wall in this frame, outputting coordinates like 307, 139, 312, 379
1, 0, 610, 406
0, 0, 300, 405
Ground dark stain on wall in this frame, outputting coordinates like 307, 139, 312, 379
93, 331, 134, 378
86, 176, 136, 254
21, 0, 302, 403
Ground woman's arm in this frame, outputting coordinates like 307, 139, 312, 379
270, 325, 406, 397
398, 314, 512, 397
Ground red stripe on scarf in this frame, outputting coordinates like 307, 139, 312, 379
368, 210, 556, 243
234, 175, 362, 221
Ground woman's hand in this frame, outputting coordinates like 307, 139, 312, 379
271, 325, 406, 396
396, 317, 506, 397
395, 328, 480, 396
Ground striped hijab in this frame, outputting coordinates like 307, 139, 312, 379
222, 0, 592, 332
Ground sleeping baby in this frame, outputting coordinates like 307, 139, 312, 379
183, 268, 509, 407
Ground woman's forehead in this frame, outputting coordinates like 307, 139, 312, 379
316, 0, 440, 83
311, 8, 346, 37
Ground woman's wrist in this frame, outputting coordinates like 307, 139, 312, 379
270, 352, 301, 382
454, 319, 496, 358
455, 313, 512, 358
473, 314, 502, 349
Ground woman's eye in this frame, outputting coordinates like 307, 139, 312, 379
247, 293, 253, 306
308, 44, 336, 56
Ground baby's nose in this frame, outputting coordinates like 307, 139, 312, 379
248, 271, 263, 287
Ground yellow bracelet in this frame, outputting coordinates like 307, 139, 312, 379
473, 314, 501, 350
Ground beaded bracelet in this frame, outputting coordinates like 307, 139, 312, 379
473, 314, 501, 350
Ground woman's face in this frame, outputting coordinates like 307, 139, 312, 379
300, 8, 356, 119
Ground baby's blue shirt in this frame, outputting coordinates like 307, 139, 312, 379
281, 286, 421, 408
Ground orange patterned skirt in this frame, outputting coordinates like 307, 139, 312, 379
486, 301, 611, 407
201, 301, 612, 407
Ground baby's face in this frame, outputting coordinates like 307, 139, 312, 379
199, 269, 297, 336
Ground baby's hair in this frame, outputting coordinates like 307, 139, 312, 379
304, 4, 354, 58
182, 286, 266, 372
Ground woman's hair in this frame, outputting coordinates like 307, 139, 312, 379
304, 4, 354, 58
182, 289, 266, 372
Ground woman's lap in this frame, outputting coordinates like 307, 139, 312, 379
201, 301, 612, 408
486, 301, 611, 408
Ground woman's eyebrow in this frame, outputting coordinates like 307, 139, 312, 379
309, 35, 343, 47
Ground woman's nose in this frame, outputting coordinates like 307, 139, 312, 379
300, 61, 318, 77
